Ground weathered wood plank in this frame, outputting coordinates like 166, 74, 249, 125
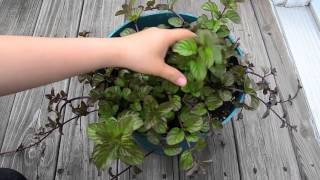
274, 6, 320, 142
0, 0, 84, 180
0, 0, 43, 155
228, 1, 302, 180
54, 0, 125, 179
250, 0, 320, 179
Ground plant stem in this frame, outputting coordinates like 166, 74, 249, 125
0, 110, 98, 156
110, 151, 154, 180
59, 96, 91, 113
169, 10, 186, 25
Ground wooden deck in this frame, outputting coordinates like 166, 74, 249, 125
1, 0, 320, 180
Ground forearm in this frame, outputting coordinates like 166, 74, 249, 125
0, 36, 123, 95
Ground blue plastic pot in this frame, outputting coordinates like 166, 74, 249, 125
109, 12, 245, 155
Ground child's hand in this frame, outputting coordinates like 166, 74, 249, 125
115, 27, 195, 86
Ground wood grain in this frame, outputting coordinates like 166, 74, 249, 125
229, 1, 302, 180
251, 0, 320, 179
0, 0, 43, 154
54, 0, 125, 180
0, 0, 83, 180
274, 6, 320, 142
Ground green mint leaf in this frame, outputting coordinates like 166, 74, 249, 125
167, 127, 185, 145
147, 131, 161, 145
201, 2, 219, 15
218, 90, 233, 101
153, 120, 168, 134
173, 39, 198, 56
186, 134, 200, 142
189, 60, 207, 81
212, 47, 223, 64
164, 146, 183, 156
199, 47, 214, 68
209, 64, 226, 79
221, 72, 235, 86
118, 141, 145, 165
91, 143, 118, 170
180, 150, 194, 170
205, 94, 223, 111
224, 10, 241, 24
190, 103, 208, 116
217, 25, 230, 38
168, 17, 183, 27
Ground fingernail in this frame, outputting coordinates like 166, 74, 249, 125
177, 77, 187, 86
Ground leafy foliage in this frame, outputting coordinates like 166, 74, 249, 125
67, 0, 301, 178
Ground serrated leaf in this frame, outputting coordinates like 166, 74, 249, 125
168, 17, 183, 27
189, 60, 207, 81
212, 47, 223, 64
162, 80, 179, 94
147, 131, 161, 145
224, 10, 241, 24
191, 103, 208, 116
164, 146, 183, 156
217, 25, 230, 37
118, 141, 144, 165
199, 47, 214, 68
180, 111, 203, 133
209, 64, 226, 78
204, 19, 221, 32
173, 39, 198, 56
221, 72, 235, 86
91, 143, 118, 169
153, 120, 168, 134
201, 2, 219, 14
218, 90, 232, 101
128, 7, 143, 22
167, 127, 185, 145
180, 151, 194, 170
205, 94, 223, 111
120, 28, 136, 37
186, 134, 200, 142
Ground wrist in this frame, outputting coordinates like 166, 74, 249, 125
101, 37, 128, 68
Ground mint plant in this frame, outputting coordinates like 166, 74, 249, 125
0, 0, 302, 178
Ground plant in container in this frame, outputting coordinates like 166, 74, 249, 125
0, 0, 302, 178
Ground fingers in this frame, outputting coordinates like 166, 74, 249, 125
158, 63, 187, 87
165, 28, 196, 45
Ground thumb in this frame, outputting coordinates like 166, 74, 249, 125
165, 28, 196, 45
158, 63, 187, 87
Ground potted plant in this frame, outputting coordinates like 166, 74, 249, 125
75, 0, 301, 176
0, 0, 300, 178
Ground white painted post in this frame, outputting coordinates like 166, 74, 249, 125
272, 0, 311, 7
311, 0, 320, 28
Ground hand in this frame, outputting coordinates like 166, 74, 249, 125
115, 27, 195, 86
